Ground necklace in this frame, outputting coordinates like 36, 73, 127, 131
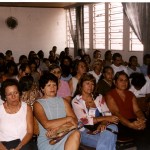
5, 101, 21, 114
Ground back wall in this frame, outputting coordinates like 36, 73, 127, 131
0, 7, 66, 63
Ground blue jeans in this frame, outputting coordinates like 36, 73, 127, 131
80, 124, 118, 150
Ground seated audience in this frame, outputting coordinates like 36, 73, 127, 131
15, 63, 31, 81
103, 50, 112, 67
2, 60, 18, 81
140, 54, 150, 76
129, 72, 149, 98
60, 56, 73, 82
127, 56, 141, 77
105, 71, 146, 142
5, 50, 14, 62
19, 75, 40, 106
33, 72, 80, 150
95, 66, 114, 97
111, 53, 128, 75
0, 53, 6, 84
64, 47, 73, 59
72, 73, 118, 150
49, 64, 72, 103
49, 50, 59, 65
29, 60, 40, 88
129, 72, 150, 118
19, 75, 41, 140
69, 60, 87, 97
89, 59, 103, 83
91, 50, 102, 63
74, 49, 85, 60
82, 54, 91, 71
18, 55, 28, 67
37, 50, 49, 72
0, 79, 33, 150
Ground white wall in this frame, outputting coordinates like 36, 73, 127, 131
0, 7, 66, 63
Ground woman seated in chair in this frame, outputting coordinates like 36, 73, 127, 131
33, 72, 80, 150
105, 71, 146, 140
0, 79, 33, 150
72, 73, 118, 150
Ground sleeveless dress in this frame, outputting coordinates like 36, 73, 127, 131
37, 97, 71, 150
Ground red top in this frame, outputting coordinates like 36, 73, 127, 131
107, 89, 136, 119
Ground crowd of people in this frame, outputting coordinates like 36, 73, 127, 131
0, 46, 150, 150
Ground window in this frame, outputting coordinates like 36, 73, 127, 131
93, 3, 105, 49
84, 5, 90, 48
108, 3, 123, 50
66, 8, 76, 48
66, 2, 143, 53
130, 28, 143, 51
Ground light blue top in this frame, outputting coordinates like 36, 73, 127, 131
37, 97, 69, 150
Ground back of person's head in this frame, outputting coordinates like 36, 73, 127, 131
19, 75, 34, 92
74, 73, 96, 98
112, 53, 122, 61
130, 72, 146, 90
39, 72, 58, 90
1, 78, 20, 100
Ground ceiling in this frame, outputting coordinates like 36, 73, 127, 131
0, 2, 92, 9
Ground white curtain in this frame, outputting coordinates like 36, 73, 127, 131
122, 3, 150, 55
67, 6, 84, 56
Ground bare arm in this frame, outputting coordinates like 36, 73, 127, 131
68, 78, 73, 96
0, 142, 7, 150
132, 96, 146, 121
15, 105, 33, 150
64, 99, 78, 127
105, 94, 134, 128
33, 100, 77, 130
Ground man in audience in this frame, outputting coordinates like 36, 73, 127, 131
111, 53, 128, 75
140, 54, 150, 76
89, 59, 103, 83
129, 72, 150, 119
15, 63, 31, 81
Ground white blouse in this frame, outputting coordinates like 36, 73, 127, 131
0, 102, 27, 141
72, 94, 111, 126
